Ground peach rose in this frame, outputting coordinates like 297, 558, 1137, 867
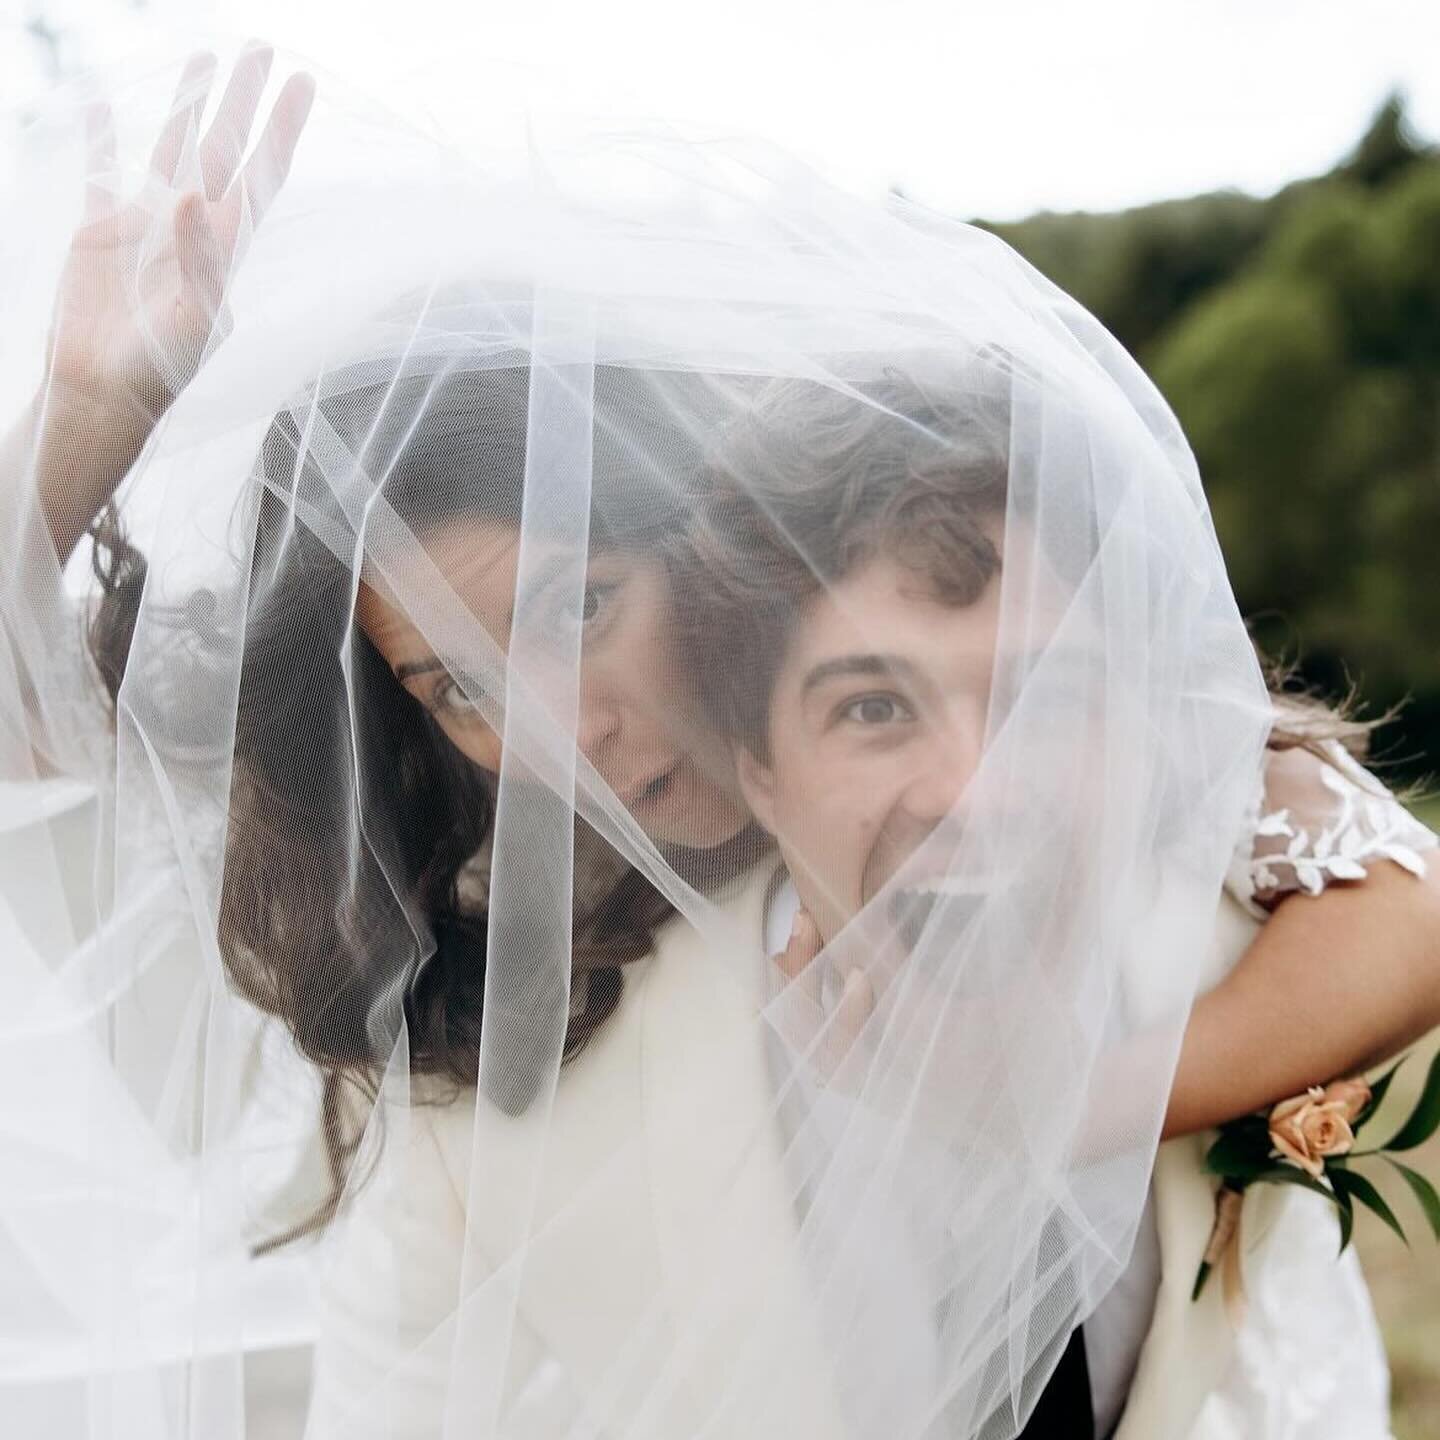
1320, 1076, 1373, 1124
1268, 1085, 1358, 1178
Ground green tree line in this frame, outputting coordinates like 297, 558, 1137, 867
987, 98, 1440, 780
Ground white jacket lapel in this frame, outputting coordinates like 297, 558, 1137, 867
1112, 892, 1282, 1440
636, 861, 846, 1438
1110, 1134, 1234, 1440
430, 861, 842, 1438
425, 950, 670, 1433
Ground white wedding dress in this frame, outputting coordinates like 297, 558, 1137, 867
1197, 741, 1433, 1440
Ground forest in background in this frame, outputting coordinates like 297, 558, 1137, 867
985, 99, 1440, 781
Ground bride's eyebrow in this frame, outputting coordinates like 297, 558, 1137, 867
395, 656, 447, 683
514, 553, 582, 613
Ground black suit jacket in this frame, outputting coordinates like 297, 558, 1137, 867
1017, 1325, 1094, 1440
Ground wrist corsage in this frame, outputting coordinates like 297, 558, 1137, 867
1194, 1051, 1440, 1303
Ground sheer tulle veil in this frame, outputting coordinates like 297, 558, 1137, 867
0, 45, 1271, 1440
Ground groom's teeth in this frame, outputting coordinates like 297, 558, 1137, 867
886, 883, 991, 948
902, 879, 985, 899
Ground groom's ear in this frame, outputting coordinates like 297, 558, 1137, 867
734, 743, 778, 835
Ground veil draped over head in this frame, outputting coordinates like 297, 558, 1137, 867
0, 48, 1271, 1440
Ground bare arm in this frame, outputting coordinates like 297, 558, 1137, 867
1163, 855, 1440, 1139
775, 849, 1440, 1145
4, 388, 154, 566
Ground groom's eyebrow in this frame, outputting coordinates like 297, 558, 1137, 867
801, 653, 920, 695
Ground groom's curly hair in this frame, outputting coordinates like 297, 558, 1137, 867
676, 357, 1385, 770
675, 364, 1011, 759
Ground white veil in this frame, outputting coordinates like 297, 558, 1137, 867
0, 49, 1271, 1440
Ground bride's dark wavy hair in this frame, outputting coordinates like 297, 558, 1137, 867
86, 364, 690, 1246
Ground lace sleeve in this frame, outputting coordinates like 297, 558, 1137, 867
1226, 741, 1437, 915
0, 440, 115, 787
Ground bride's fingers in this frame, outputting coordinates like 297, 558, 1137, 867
834, 966, 875, 1042
241, 72, 316, 219
777, 907, 824, 1006
148, 51, 216, 185
198, 43, 274, 199
173, 192, 227, 332
211, 72, 315, 258
819, 964, 875, 1076
82, 103, 117, 221
776, 913, 875, 1083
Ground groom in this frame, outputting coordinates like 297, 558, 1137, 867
679, 375, 1261, 1440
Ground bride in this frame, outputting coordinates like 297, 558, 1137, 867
3, 47, 1437, 1440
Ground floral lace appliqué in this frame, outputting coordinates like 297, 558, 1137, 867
1230, 744, 1436, 914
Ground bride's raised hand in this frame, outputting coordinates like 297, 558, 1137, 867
52, 45, 313, 418
35, 46, 314, 558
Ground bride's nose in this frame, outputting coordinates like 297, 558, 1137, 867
577, 691, 623, 763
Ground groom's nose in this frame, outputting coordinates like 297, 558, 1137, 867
896, 717, 983, 824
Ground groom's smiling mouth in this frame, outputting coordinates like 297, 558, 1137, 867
885, 877, 992, 951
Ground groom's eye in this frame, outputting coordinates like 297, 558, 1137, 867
839, 692, 914, 726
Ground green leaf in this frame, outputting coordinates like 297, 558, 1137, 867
1191, 1260, 1212, 1301
1336, 1188, 1355, 1255
1251, 1164, 1342, 1206
1382, 1050, 1440, 1152
1386, 1158, 1440, 1242
1354, 1053, 1409, 1133
1330, 1166, 1409, 1246
1202, 1130, 1273, 1181
1231, 1114, 1274, 1141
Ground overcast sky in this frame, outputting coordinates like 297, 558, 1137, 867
4, 0, 1438, 220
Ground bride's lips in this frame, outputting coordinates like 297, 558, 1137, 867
619, 762, 680, 808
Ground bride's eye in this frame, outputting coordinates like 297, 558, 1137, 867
431, 676, 481, 721
839, 692, 914, 726
581, 580, 620, 626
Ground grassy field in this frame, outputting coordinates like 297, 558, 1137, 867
1354, 795, 1440, 1439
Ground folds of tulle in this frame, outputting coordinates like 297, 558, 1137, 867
0, 47, 1273, 1440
